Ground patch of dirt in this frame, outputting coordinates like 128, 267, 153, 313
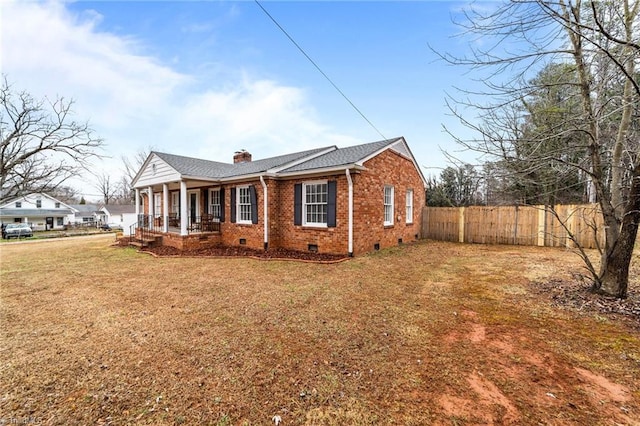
574, 367, 631, 403
141, 244, 349, 263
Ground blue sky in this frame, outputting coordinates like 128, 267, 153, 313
2, 0, 482, 200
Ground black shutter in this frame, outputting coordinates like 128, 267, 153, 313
230, 187, 236, 223
203, 189, 209, 215
219, 187, 225, 222
250, 185, 258, 224
327, 180, 337, 228
294, 183, 302, 225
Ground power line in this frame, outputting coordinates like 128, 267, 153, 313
254, 0, 387, 141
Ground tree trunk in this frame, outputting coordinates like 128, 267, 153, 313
610, 1, 636, 219
598, 221, 639, 298
596, 164, 640, 298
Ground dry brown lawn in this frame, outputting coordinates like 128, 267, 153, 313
1, 235, 639, 425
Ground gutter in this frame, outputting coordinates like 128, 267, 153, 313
260, 175, 268, 250
346, 169, 354, 256
277, 164, 367, 179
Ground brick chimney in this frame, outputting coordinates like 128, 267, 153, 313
233, 149, 252, 163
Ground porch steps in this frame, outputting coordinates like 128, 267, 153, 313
129, 235, 162, 248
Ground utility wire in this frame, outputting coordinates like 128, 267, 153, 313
254, 0, 387, 141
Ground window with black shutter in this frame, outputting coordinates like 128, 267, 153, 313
295, 180, 336, 228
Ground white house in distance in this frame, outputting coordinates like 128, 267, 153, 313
69, 203, 102, 226
100, 204, 137, 235
0, 193, 75, 230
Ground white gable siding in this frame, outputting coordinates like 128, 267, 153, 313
135, 154, 181, 188
12, 194, 56, 209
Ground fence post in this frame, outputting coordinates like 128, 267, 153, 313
458, 207, 465, 243
567, 205, 578, 248
537, 206, 546, 247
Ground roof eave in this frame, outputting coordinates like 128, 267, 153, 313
181, 175, 223, 183
276, 164, 366, 179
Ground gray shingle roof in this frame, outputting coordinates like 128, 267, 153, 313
153, 152, 233, 179
154, 146, 334, 179
280, 138, 402, 173
151, 137, 406, 180
70, 204, 101, 213
219, 147, 333, 177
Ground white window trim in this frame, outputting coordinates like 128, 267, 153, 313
236, 185, 252, 224
209, 188, 221, 219
154, 193, 162, 216
171, 192, 179, 214
406, 189, 414, 224
303, 180, 328, 228
384, 185, 394, 226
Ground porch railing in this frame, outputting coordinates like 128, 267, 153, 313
135, 214, 220, 235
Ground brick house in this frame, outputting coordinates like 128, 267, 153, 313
131, 137, 426, 256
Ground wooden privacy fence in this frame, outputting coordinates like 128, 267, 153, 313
421, 204, 605, 249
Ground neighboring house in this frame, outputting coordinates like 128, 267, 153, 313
131, 137, 427, 256
69, 204, 101, 225
100, 204, 137, 235
0, 193, 75, 231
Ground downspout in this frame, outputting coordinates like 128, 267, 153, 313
346, 168, 354, 257
260, 175, 268, 250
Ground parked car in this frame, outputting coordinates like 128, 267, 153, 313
2, 223, 33, 239
99, 223, 123, 231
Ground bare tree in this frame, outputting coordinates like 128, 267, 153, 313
93, 172, 118, 206
437, 0, 640, 298
120, 146, 153, 202
0, 76, 104, 199
48, 185, 80, 204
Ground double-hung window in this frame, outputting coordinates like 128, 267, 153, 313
384, 185, 394, 226
303, 181, 328, 227
171, 192, 179, 214
237, 186, 252, 224
209, 189, 221, 219
154, 194, 161, 216
406, 189, 414, 224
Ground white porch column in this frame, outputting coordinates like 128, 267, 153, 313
180, 180, 188, 236
163, 184, 169, 233
147, 186, 154, 230
135, 189, 140, 218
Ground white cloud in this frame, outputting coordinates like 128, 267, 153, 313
1, 0, 354, 199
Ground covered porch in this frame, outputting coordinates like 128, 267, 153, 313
134, 178, 223, 232
133, 213, 221, 235
131, 178, 224, 249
